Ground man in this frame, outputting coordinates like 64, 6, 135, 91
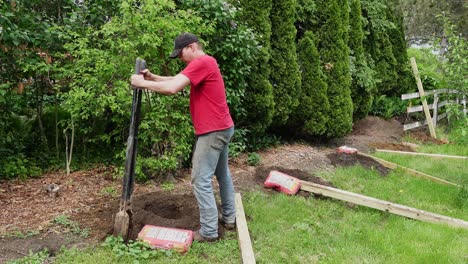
130, 33, 236, 242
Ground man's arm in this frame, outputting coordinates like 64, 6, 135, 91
141, 70, 176, 82
131, 73, 190, 95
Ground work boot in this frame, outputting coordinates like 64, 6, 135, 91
193, 230, 218, 243
219, 215, 236, 231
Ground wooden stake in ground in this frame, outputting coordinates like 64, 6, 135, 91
410, 57, 437, 138
235, 193, 256, 264
300, 181, 468, 229
375, 149, 468, 160
357, 152, 459, 187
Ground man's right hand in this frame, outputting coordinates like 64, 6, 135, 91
140, 69, 155, 81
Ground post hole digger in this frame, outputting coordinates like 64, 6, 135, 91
113, 58, 146, 241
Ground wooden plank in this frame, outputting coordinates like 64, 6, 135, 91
410, 57, 436, 138
401, 89, 452, 100
300, 181, 468, 229
404, 121, 425, 130
407, 100, 454, 113
235, 193, 256, 264
404, 110, 448, 130
375, 149, 467, 160
357, 152, 459, 187
401, 92, 420, 100
438, 112, 447, 120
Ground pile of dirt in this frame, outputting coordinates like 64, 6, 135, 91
254, 144, 335, 174
342, 116, 404, 153
327, 153, 391, 176
254, 166, 333, 187
71, 192, 201, 241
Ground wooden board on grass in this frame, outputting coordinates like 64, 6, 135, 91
300, 181, 468, 229
357, 152, 459, 187
375, 149, 467, 160
235, 193, 256, 264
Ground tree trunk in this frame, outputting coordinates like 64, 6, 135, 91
64, 117, 74, 176
36, 77, 47, 145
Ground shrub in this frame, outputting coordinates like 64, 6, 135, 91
270, 0, 301, 126
236, 0, 275, 134
314, 0, 353, 137
369, 95, 407, 119
0, 155, 42, 180
294, 31, 329, 136
361, 0, 398, 95
349, 0, 377, 120
387, 3, 415, 95
59, 0, 208, 180
247, 152, 261, 166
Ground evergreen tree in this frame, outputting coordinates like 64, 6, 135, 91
237, 0, 275, 134
269, 0, 301, 126
295, 31, 329, 136
349, 0, 376, 119
295, 0, 317, 39
361, 0, 398, 95
314, 0, 353, 137
387, 1, 415, 95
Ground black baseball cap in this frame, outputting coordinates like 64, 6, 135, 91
169, 33, 199, 59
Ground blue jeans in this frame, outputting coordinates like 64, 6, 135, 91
191, 126, 236, 239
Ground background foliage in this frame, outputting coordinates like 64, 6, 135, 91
3, 0, 463, 180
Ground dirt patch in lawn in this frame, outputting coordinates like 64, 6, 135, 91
327, 153, 391, 176
0, 233, 87, 262
409, 130, 449, 145
369, 142, 416, 152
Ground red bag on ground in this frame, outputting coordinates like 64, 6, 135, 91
137, 225, 194, 253
337, 146, 358, 154
264, 170, 301, 195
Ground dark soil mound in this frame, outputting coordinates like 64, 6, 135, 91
72, 192, 200, 241
254, 166, 334, 198
327, 153, 391, 176
129, 192, 199, 240
254, 166, 333, 186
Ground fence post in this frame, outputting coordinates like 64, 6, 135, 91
410, 57, 437, 138
433, 93, 439, 128
463, 95, 467, 116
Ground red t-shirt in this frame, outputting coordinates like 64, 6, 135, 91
181, 55, 234, 135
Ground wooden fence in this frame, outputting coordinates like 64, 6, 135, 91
401, 89, 466, 131
401, 58, 467, 137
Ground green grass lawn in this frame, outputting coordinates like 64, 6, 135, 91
374, 142, 467, 186
9, 141, 468, 264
